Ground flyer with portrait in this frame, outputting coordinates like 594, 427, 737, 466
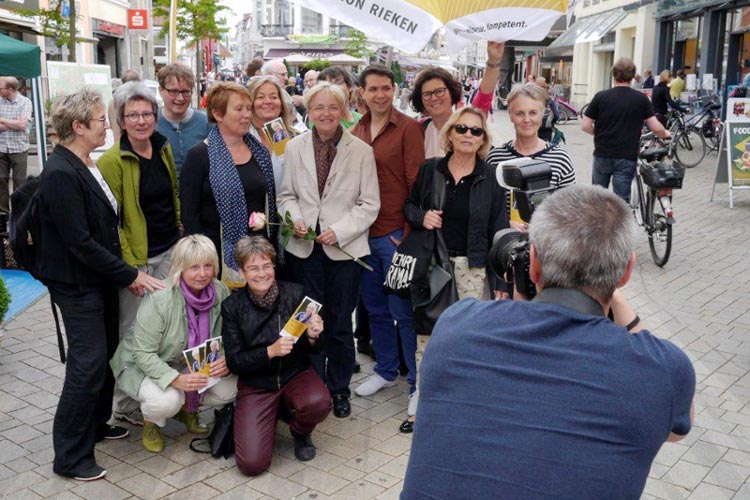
182, 337, 224, 393
280, 296, 322, 343
263, 117, 290, 156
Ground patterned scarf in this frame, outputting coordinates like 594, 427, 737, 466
312, 125, 343, 197
248, 280, 279, 309
207, 127, 278, 270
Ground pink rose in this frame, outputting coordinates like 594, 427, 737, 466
248, 212, 267, 231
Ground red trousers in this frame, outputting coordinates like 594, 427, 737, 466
234, 367, 332, 476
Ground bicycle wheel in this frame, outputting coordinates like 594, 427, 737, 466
557, 107, 570, 125
579, 103, 589, 118
647, 191, 672, 267
673, 128, 707, 168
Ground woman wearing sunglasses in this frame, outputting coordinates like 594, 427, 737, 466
485, 83, 576, 231
400, 107, 507, 433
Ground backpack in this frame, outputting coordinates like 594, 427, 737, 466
10, 175, 67, 364
9, 175, 42, 276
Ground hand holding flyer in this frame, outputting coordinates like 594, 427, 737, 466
182, 337, 225, 393
280, 296, 323, 343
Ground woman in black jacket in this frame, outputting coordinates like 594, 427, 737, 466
221, 236, 331, 476
652, 70, 683, 127
400, 107, 507, 434
38, 89, 163, 481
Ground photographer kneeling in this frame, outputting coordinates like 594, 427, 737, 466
401, 184, 695, 500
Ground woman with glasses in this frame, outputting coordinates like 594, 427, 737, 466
485, 84, 575, 232
222, 236, 331, 476
36, 88, 164, 481
400, 107, 507, 434
98, 81, 181, 345
316, 66, 363, 129
277, 82, 380, 419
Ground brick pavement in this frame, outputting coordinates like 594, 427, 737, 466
4, 111, 750, 499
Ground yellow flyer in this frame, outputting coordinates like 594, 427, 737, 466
280, 296, 322, 343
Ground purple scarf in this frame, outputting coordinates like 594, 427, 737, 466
181, 279, 216, 411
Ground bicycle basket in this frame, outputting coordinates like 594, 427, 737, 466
640, 162, 685, 189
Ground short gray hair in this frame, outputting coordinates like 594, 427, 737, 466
507, 83, 546, 111
234, 236, 276, 270
529, 185, 636, 303
113, 81, 158, 129
49, 88, 104, 145
167, 235, 220, 287
304, 81, 347, 109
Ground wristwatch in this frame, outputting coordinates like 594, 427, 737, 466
486, 60, 501, 69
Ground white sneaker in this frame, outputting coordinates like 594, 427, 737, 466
407, 389, 419, 417
355, 374, 397, 397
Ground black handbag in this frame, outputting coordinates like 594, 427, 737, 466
189, 403, 235, 459
411, 168, 459, 334
383, 228, 434, 298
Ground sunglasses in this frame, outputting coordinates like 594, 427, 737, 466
453, 124, 485, 137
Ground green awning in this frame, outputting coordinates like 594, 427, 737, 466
0, 33, 42, 78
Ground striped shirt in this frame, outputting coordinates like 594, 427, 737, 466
0, 93, 32, 154
486, 141, 576, 222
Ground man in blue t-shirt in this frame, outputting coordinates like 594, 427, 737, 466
582, 58, 671, 203
401, 185, 695, 500
156, 63, 210, 178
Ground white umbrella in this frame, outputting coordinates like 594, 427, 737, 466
293, 0, 568, 52
326, 53, 367, 64
284, 54, 314, 64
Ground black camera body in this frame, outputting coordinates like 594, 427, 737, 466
490, 159, 554, 299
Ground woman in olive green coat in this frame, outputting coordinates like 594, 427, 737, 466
111, 235, 236, 452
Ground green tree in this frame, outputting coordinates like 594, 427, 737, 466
303, 59, 331, 72
18, 0, 78, 62
153, 0, 229, 92
391, 61, 403, 85
344, 29, 374, 62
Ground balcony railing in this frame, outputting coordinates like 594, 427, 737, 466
260, 24, 294, 37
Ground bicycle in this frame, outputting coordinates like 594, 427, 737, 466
631, 135, 684, 266
550, 95, 579, 124
698, 95, 723, 153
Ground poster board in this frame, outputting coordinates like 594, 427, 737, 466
47, 62, 113, 110
712, 98, 750, 208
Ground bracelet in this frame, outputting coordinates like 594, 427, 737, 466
486, 60, 501, 69
625, 315, 640, 330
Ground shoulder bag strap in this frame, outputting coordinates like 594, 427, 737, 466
430, 160, 450, 266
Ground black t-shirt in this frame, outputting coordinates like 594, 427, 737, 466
137, 152, 179, 257
236, 156, 268, 238
442, 172, 475, 254
584, 86, 654, 160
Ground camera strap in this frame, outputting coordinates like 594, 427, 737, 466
532, 287, 605, 318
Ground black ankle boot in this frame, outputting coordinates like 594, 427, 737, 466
290, 430, 316, 461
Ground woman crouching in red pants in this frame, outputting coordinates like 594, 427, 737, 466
221, 236, 331, 476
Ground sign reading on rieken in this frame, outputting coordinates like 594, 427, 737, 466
297, 0, 565, 52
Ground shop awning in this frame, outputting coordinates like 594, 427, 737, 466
399, 56, 457, 72
0, 32, 40, 78
265, 48, 345, 59
548, 8, 627, 49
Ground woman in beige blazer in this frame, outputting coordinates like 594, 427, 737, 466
277, 82, 380, 418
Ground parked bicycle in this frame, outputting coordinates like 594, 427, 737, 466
698, 95, 724, 153
632, 134, 684, 266
550, 95, 579, 124
666, 95, 722, 167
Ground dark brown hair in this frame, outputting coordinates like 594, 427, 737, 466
409, 67, 463, 114
612, 58, 637, 83
359, 64, 394, 88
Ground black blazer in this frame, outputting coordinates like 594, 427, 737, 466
180, 143, 221, 257
36, 145, 137, 287
222, 281, 321, 392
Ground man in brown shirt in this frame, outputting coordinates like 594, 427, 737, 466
351, 64, 425, 403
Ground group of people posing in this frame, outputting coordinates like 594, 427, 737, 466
33, 41, 579, 482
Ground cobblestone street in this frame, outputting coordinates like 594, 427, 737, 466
3, 112, 750, 499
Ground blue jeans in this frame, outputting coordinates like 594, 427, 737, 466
360, 229, 417, 388
591, 157, 637, 203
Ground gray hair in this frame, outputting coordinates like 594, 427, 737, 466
234, 235, 277, 270
113, 81, 158, 129
167, 235, 220, 287
507, 83, 546, 111
529, 185, 636, 303
261, 58, 287, 79
0, 76, 19, 91
49, 88, 104, 145
304, 81, 347, 109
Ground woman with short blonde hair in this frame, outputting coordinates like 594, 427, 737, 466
110, 234, 236, 453
439, 107, 492, 159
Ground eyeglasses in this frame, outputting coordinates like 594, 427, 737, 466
243, 263, 275, 275
422, 87, 448, 100
162, 88, 193, 98
90, 116, 107, 125
270, 71, 288, 80
124, 112, 156, 122
453, 124, 485, 137
310, 105, 341, 113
